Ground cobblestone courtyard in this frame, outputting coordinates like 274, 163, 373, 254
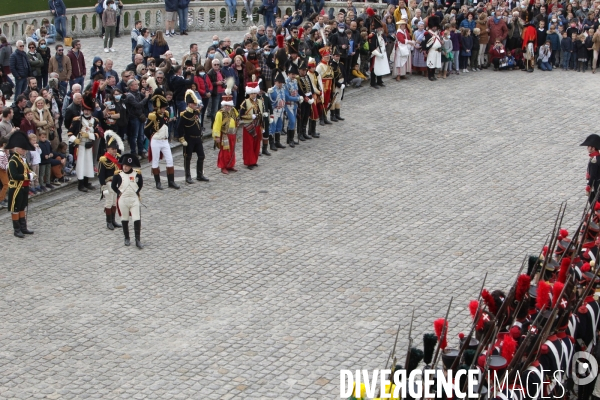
0, 32, 597, 399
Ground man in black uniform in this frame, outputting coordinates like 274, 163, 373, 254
581, 134, 600, 204
6, 130, 35, 238
98, 131, 123, 230
296, 60, 318, 139
177, 90, 210, 184
329, 47, 346, 122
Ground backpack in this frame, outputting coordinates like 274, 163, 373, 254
95, 3, 104, 14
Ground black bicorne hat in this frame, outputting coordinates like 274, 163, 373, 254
185, 89, 199, 105
6, 130, 35, 151
274, 71, 286, 83
287, 62, 299, 75
151, 88, 169, 109
119, 153, 141, 168
581, 134, 600, 149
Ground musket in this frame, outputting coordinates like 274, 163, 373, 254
450, 273, 488, 371
537, 202, 566, 282
476, 324, 500, 399
494, 256, 527, 329
505, 304, 547, 382
450, 299, 483, 371
530, 233, 551, 281
385, 317, 403, 370
403, 308, 415, 372
574, 255, 600, 312
431, 297, 453, 369
519, 275, 573, 372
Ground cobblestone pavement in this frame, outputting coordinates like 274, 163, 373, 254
1, 31, 598, 399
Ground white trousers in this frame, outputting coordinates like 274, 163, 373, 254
118, 194, 140, 222
150, 138, 173, 168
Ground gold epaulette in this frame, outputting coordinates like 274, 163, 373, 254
134, 169, 142, 175
99, 156, 107, 163
72, 116, 81, 121
147, 113, 157, 122
113, 169, 120, 175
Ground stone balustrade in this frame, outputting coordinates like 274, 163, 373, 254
0, 1, 388, 44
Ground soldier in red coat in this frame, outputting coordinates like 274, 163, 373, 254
522, 12, 538, 72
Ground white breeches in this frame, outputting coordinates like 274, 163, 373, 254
151, 138, 173, 168
118, 193, 141, 222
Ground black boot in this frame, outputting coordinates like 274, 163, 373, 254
122, 221, 130, 246
105, 208, 114, 230
111, 206, 122, 228
292, 128, 299, 145
323, 112, 332, 125
319, 114, 325, 126
13, 219, 24, 238
275, 133, 286, 149
287, 129, 295, 148
309, 120, 320, 138
336, 109, 345, 121
83, 176, 95, 191
167, 166, 180, 189
196, 159, 209, 181
301, 121, 311, 140
184, 158, 194, 184
152, 168, 163, 190
298, 122, 307, 141
262, 140, 271, 156
78, 179, 88, 192
330, 110, 338, 122
268, 135, 277, 151
19, 218, 33, 234
134, 220, 144, 249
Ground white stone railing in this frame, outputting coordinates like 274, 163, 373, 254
0, 1, 389, 43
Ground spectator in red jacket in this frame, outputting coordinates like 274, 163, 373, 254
66, 39, 86, 91
489, 39, 509, 70
194, 65, 213, 128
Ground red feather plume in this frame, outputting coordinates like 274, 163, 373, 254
482, 289, 497, 315
559, 229, 569, 238
469, 300, 479, 318
515, 274, 531, 302
366, 7, 375, 16
558, 257, 571, 284
92, 80, 100, 99
542, 246, 548, 257
595, 201, 600, 211
582, 262, 591, 273
434, 318, 448, 350
536, 281, 551, 310
501, 334, 518, 364
552, 282, 564, 308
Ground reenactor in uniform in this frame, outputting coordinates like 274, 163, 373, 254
268, 72, 287, 150
69, 91, 99, 193
307, 57, 328, 129
177, 89, 210, 184
283, 63, 302, 147
258, 79, 276, 153
329, 47, 346, 122
111, 153, 143, 249
6, 130, 35, 238
145, 88, 180, 190
296, 60, 317, 140
98, 130, 123, 230
239, 81, 265, 169
315, 47, 334, 125
581, 134, 600, 204
212, 94, 239, 175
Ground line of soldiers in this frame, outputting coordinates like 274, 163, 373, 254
348, 135, 600, 400
211, 36, 347, 174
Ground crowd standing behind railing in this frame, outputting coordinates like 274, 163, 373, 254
0, 0, 598, 211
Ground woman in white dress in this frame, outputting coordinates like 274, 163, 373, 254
394, 19, 415, 80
